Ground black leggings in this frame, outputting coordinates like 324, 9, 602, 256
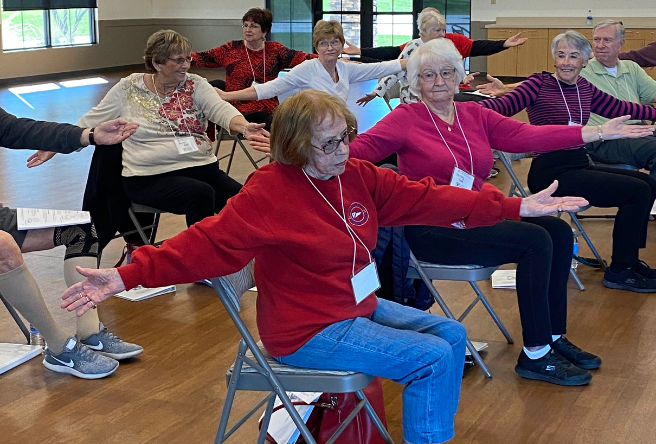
405, 217, 572, 347
528, 148, 656, 265
122, 162, 242, 227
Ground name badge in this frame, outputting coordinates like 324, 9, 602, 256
351, 261, 381, 305
568, 121, 582, 126
175, 136, 199, 154
450, 167, 474, 190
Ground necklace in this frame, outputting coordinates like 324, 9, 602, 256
152, 74, 177, 97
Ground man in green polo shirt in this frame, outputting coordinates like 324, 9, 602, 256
581, 20, 656, 178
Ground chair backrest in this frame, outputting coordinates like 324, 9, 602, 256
383, 82, 401, 111
496, 151, 530, 198
210, 261, 256, 312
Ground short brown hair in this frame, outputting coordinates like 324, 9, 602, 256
270, 89, 357, 166
242, 8, 273, 35
144, 29, 192, 73
312, 20, 345, 49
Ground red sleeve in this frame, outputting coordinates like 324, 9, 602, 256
117, 189, 269, 290
349, 105, 409, 163
358, 161, 521, 228
446, 33, 474, 58
191, 42, 230, 68
481, 107, 584, 154
399, 42, 408, 51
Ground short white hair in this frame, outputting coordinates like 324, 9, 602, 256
417, 7, 446, 37
407, 38, 465, 98
551, 30, 592, 61
593, 20, 625, 41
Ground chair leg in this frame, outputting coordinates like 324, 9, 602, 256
325, 399, 368, 444
226, 141, 238, 175
127, 208, 151, 245
569, 268, 585, 290
356, 390, 395, 444
237, 139, 260, 170
470, 282, 514, 344
569, 212, 607, 271
148, 213, 160, 245
466, 337, 492, 377
214, 342, 248, 444
0, 293, 30, 343
256, 395, 277, 444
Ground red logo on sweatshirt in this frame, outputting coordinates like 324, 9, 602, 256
348, 202, 369, 226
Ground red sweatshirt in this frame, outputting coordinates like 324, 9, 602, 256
118, 159, 521, 357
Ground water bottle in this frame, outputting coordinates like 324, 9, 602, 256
29, 324, 45, 350
572, 228, 579, 270
586, 10, 593, 26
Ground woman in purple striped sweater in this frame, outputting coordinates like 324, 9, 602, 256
479, 30, 656, 294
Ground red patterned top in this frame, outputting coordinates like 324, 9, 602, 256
192, 40, 317, 115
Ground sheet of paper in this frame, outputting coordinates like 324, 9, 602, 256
491, 269, 517, 289
17, 208, 90, 230
651, 199, 656, 215
114, 285, 176, 302
0, 343, 43, 375
462, 90, 493, 98
261, 392, 322, 444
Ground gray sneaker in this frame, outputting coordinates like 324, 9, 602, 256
43, 336, 118, 379
80, 323, 143, 360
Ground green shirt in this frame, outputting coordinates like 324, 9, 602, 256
580, 58, 656, 126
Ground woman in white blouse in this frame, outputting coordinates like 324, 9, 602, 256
217, 20, 408, 104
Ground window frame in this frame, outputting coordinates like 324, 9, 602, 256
1, 6, 97, 52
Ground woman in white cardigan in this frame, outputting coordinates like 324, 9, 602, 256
216, 20, 408, 104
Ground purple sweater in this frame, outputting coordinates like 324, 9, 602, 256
349, 101, 584, 191
479, 72, 656, 154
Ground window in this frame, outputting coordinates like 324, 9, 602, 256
267, 0, 470, 52
1, 7, 96, 51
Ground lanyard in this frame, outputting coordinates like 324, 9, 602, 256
422, 101, 474, 175
603, 72, 632, 100
151, 74, 192, 137
245, 44, 266, 84
302, 169, 372, 277
555, 76, 583, 125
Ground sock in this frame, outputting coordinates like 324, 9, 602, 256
523, 344, 550, 360
64, 256, 100, 340
610, 262, 632, 273
552, 334, 562, 342
0, 263, 70, 354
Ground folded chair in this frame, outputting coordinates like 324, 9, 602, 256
210, 263, 394, 444
406, 253, 512, 378
497, 151, 607, 290
215, 126, 268, 175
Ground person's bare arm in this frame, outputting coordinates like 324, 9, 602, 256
476, 74, 521, 97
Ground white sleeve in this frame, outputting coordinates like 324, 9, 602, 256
345, 59, 403, 84
77, 81, 123, 127
194, 78, 242, 129
253, 61, 312, 100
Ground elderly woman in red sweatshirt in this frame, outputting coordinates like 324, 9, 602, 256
348, 38, 654, 387
61, 90, 586, 444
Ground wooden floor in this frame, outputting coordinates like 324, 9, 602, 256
1, 68, 655, 444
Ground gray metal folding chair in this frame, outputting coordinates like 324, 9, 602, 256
215, 126, 268, 175
406, 253, 513, 378
126, 203, 162, 246
382, 82, 401, 111
497, 151, 607, 290
1, 293, 29, 343
210, 263, 394, 444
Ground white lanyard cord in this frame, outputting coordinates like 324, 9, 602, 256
302, 169, 372, 276
152, 74, 192, 137
245, 44, 266, 84
422, 101, 474, 175
603, 72, 632, 100
555, 76, 583, 125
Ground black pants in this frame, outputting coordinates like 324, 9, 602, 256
122, 163, 242, 227
528, 148, 656, 265
585, 136, 656, 180
405, 217, 572, 347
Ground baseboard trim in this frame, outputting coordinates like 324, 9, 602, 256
0, 64, 146, 87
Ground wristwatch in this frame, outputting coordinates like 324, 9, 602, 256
88, 127, 96, 146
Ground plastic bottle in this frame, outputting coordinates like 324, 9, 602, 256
586, 10, 593, 26
29, 324, 45, 350
572, 228, 579, 270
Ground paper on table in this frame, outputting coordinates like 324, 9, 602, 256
261, 392, 322, 444
114, 285, 176, 302
491, 269, 516, 289
17, 208, 90, 230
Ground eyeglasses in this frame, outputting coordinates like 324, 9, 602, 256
168, 56, 193, 65
317, 39, 342, 49
311, 126, 356, 154
242, 23, 261, 29
418, 68, 456, 82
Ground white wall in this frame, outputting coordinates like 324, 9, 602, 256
471, 0, 656, 22
151, 0, 265, 20
97, 0, 153, 20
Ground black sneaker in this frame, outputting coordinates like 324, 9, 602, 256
515, 349, 592, 386
633, 260, 656, 279
551, 336, 601, 370
602, 267, 656, 293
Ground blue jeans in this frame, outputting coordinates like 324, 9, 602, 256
275, 298, 466, 444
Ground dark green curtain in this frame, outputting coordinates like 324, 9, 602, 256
2, 1, 97, 11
